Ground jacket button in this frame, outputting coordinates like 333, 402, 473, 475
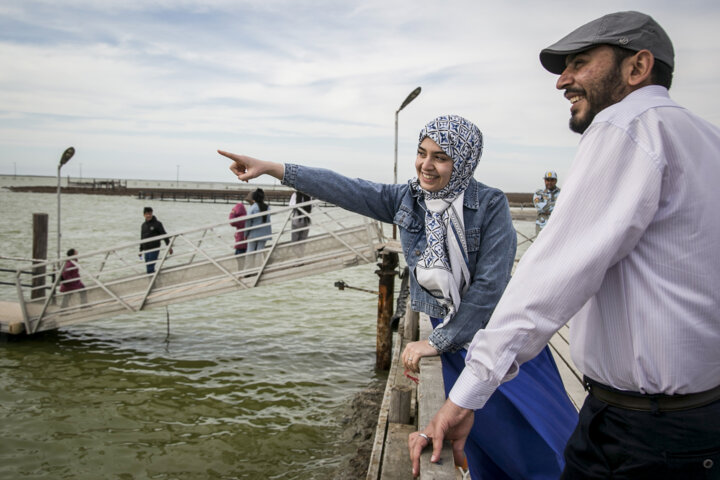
415, 249, 421, 255
704, 459, 714, 469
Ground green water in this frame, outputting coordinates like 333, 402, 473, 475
0, 190, 384, 479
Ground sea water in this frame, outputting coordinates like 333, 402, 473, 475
0, 188, 536, 479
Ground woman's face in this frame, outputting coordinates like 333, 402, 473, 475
415, 137, 453, 192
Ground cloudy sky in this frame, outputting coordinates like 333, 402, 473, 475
1, 0, 719, 192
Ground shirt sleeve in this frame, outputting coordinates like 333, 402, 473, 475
157, 221, 170, 245
428, 192, 516, 352
450, 122, 663, 409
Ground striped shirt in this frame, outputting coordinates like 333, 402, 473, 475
451, 86, 720, 409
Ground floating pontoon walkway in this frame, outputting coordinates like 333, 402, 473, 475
1, 200, 385, 335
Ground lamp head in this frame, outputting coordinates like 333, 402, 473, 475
398, 86, 422, 112
60, 147, 75, 166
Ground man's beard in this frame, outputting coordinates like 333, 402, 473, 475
569, 64, 629, 134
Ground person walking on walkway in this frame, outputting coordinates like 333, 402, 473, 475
245, 189, 271, 252
140, 207, 172, 274
409, 11, 720, 479
229, 199, 248, 255
59, 248, 84, 292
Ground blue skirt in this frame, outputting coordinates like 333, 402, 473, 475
431, 319, 578, 479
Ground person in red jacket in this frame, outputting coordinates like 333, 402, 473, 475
59, 248, 84, 292
229, 199, 248, 255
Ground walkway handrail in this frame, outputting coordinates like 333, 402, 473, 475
4, 200, 386, 334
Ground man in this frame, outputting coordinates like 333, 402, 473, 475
140, 207, 172, 274
533, 170, 560, 233
410, 11, 720, 479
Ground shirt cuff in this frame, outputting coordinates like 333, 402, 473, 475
448, 361, 519, 410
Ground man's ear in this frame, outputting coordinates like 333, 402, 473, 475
626, 49, 654, 87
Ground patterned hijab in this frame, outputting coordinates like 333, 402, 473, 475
410, 115, 484, 331
409, 115, 483, 200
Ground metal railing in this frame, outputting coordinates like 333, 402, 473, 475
4, 200, 386, 334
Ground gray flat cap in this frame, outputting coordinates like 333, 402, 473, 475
540, 11, 674, 75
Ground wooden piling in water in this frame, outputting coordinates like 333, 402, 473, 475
375, 248, 398, 371
31, 213, 48, 299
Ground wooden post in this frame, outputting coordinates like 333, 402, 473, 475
375, 249, 398, 370
31, 213, 49, 299
389, 385, 412, 424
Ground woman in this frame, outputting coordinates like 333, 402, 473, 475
245, 188, 271, 252
218, 115, 577, 478
59, 248, 85, 292
289, 190, 312, 242
229, 200, 248, 255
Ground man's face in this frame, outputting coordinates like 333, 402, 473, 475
544, 178, 557, 190
144, 212, 153, 221
556, 46, 631, 134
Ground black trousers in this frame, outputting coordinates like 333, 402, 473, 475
561, 393, 720, 479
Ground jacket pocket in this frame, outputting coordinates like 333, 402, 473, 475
393, 206, 422, 233
465, 228, 482, 252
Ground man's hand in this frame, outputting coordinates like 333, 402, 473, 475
217, 150, 284, 182
408, 399, 474, 477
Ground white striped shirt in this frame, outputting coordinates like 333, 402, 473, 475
451, 86, 720, 409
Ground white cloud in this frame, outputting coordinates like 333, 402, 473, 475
0, 0, 719, 191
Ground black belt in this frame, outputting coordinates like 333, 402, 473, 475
583, 376, 720, 412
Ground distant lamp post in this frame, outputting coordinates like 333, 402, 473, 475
393, 86, 421, 239
57, 147, 75, 259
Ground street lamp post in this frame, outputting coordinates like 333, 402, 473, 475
393, 86, 421, 239
57, 147, 75, 260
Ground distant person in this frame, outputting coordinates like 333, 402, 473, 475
140, 207, 173, 274
409, 11, 720, 480
229, 199, 248, 255
533, 170, 560, 233
59, 248, 85, 292
289, 190, 312, 242
245, 188, 271, 252
218, 114, 578, 479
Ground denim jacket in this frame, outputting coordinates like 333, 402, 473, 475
283, 164, 516, 353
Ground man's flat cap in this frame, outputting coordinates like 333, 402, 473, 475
540, 11, 674, 74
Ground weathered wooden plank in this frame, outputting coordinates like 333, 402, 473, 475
367, 329, 405, 480
379, 423, 415, 480
417, 314, 456, 480
369, 300, 418, 480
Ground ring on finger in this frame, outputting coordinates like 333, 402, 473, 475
418, 433, 429, 442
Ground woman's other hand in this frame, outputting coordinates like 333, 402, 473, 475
217, 150, 284, 182
402, 340, 439, 373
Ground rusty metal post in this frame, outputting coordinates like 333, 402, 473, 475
31, 213, 49, 299
375, 249, 398, 370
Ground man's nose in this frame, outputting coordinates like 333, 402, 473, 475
556, 69, 572, 90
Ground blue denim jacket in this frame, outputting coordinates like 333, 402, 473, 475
283, 164, 516, 353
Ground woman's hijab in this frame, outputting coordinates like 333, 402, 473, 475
410, 115, 483, 331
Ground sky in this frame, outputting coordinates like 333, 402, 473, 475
1, 0, 719, 193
